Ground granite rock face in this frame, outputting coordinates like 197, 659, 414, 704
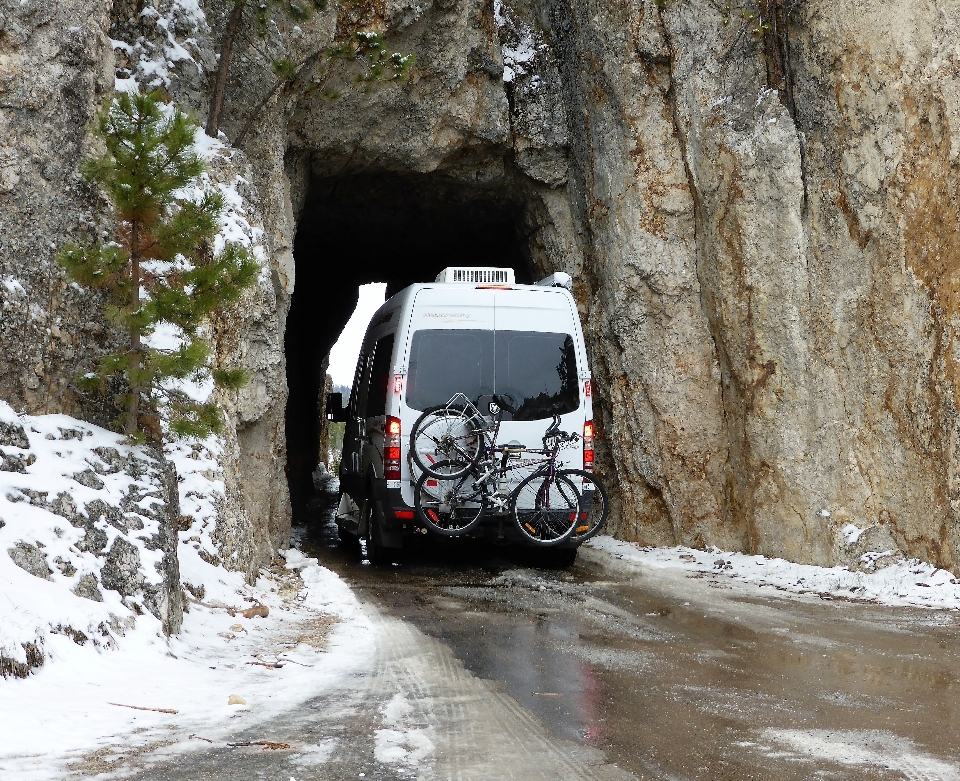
0, 0, 117, 420
4, 0, 960, 573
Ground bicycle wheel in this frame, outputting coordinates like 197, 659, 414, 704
414, 461, 487, 536
558, 469, 609, 543
410, 405, 482, 479
511, 472, 580, 546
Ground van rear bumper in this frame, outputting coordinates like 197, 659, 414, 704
381, 484, 579, 548
382, 485, 414, 527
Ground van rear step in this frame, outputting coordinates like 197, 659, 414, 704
336, 493, 361, 524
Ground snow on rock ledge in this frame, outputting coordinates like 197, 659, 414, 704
0, 401, 183, 678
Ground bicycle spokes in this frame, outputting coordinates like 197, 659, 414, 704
414, 461, 487, 536
512, 473, 579, 546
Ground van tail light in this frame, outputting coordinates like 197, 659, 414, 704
385, 416, 402, 480
583, 420, 594, 472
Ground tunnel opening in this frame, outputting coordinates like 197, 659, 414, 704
285, 172, 534, 519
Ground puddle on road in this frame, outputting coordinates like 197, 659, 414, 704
299, 488, 960, 781
300, 490, 606, 744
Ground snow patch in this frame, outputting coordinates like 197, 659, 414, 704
0, 401, 173, 671
0, 469, 376, 781
761, 729, 960, 780
494, 0, 547, 84
113, 0, 209, 89
841, 522, 866, 545
374, 692, 436, 769
586, 536, 960, 609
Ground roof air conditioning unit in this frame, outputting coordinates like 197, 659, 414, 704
435, 267, 516, 285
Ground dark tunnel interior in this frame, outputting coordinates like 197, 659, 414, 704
285, 173, 532, 518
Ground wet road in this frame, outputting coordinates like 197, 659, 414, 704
128, 495, 960, 780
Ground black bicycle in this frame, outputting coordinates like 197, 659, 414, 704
411, 395, 596, 546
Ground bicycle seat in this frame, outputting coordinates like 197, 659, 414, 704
502, 440, 526, 452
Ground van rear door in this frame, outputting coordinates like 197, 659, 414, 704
399, 287, 496, 499
494, 288, 586, 469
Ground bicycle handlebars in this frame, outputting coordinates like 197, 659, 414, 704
492, 393, 518, 415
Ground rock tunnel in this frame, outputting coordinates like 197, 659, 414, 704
284, 171, 535, 517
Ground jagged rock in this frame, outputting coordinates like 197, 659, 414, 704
72, 573, 104, 602
0, 449, 28, 473
100, 537, 144, 597
72, 469, 105, 489
0, 642, 44, 679
54, 625, 88, 645
54, 556, 77, 577
183, 581, 205, 601
0, 422, 29, 449
8, 542, 53, 580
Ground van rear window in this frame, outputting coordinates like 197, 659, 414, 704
406, 329, 579, 420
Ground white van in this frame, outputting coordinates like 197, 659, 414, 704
336, 267, 594, 564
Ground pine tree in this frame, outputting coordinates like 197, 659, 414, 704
59, 90, 258, 442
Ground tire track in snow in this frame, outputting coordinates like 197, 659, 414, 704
369, 610, 637, 781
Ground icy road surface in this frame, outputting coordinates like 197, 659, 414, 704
70, 502, 960, 780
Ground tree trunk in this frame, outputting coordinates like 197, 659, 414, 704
205, 1, 244, 138
126, 219, 141, 436
232, 52, 324, 149
231, 76, 287, 149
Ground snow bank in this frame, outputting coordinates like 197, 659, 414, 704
587, 536, 960, 609
0, 540, 375, 780
0, 401, 180, 677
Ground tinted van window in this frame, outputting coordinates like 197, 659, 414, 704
405, 329, 578, 420
406, 330, 494, 411
367, 333, 395, 417
496, 331, 579, 420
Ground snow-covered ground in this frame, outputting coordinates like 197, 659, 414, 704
586, 536, 960, 610
0, 401, 374, 780
0, 541, 373, 781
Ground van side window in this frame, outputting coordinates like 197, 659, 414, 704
354, 346, 375, 418
366, 333, 395, 418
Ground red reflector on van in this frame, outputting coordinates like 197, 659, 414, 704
395, 510, 415, 519
476, 285, 513, 290
393, 375, 403, 395
584, 379, 592, 398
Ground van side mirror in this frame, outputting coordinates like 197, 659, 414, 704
325, 392, 347, 423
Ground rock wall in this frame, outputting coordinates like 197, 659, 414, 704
0, 0, 116, 420
547, 0, 960, 570
4, 0, 960, 573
